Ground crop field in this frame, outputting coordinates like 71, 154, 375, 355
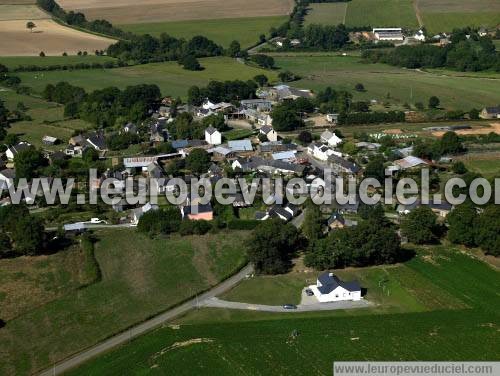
0, 5, 49, 21
66, 248, 500, 375
58, 0, 294, 24
304, 3, 347, 26
344, 0, 418, 28
461, 154, 500, 179
15, 57, 279, 98
0, 229, 249, 375
120, 16, 288, 48
0, 19, 116, 56
417, 0, 500, 34
273, 55, 500, 110
0, 89, 93, 149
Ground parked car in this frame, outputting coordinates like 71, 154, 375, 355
305, 289, 314, 296
283, 304, 297, 310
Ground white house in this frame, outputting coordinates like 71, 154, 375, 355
131, 202, 159, 225
6, 141, 32, 161
0, 168, 15, 190
308, 272, 361, 302
260, 125, 278, 142
413, 29, 426, 42
320, 130, 342, 147
307, 142, 341, 161
205, 126, 222, 145
326, 113, 339, 124
202, 98, 216, 110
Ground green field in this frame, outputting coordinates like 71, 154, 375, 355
0, 89, 92, 149
119, 16, 288, 48
0, 55, 116, 70
345, 0, 419, 28
304, 3, 347, 26
66, 248, 500, 375
15, 57, 278, 98
273, 55, 500, 110
418, 0, 500, 34
462, 156, 500, 179
0, 229, 248, 375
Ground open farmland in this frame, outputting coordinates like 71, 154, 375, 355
304, 3, 347, 26
15, 57, 279, 98
417, 0, 500, 34
0, 5, 49, 20
0, 19, 116, 56
344, 0, 418, 28
120, 16, 288, 48
272, 55, 500, 110
66, 248, 500, 375
0, 229, 248, 375
58, 0, 294, 24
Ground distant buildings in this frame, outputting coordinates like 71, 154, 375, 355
480, 106, 500, 119
372, 28, 404, 41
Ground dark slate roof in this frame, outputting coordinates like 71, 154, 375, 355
172, 140, 189, 149
327, 212, 345, 226
205, 126, 218, 135
86, 132, 107, 150
182, 203, 213, 216
260, 125, 273, 134
484, 106, 500, 114
260, 141, 297, 153
269, 205, 293, 221
285, 203, 300, 216
328, 155, 360, 174
317, 272, 360, 294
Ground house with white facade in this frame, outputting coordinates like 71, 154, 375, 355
205, 126, 222, 145
260, 125, 278, 142
6, 141, 32, 161
320, 130, 342, 147
307, 142, 342, 161
309, 272, 361, 302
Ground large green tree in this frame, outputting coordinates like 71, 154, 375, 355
14, 147, 45, 181
447, 203, 477, 246
475, 205, 500, 256
401, 206, 439, 244
186, 148, 211, 174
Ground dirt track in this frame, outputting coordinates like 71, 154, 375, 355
432, 122, 500, 137
0, 19, 116, 56
58, 0, 294, 23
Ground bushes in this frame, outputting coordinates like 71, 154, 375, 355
227, 220, 260, 230
338, 111, 405, 125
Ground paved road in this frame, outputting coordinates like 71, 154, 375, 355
201, 297, 373, 312
38, 264, 254, 376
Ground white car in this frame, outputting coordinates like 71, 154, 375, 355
90, 218, 107, 224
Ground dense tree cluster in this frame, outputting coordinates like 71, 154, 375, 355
187, 80, 258, 105
363, 34, 500, 72
401, 206, 441, 244
137, 207, 182, 236
107, 34, 223, 64
270, 101, 306, 131
250, 54, 275, 69
413, 131, 464, 160
185, 149, 211, 174
11, 60, 123, 73
247, 219, 302, 274
338, 111, 405, 125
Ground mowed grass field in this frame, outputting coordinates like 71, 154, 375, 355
461, 154, 500, 179
58, 0, 294, 24
15, 57, 279, 98
306, 0, 419, 28
304, 3, 347, 26
418, 0, 500, 34
273, 55, 500, 110
66, 248, 500, 375
0, 229, 249, 375
120, 16, 288, 48
0, 89, 93, 149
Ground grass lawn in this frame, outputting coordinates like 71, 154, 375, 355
15, 57, 279, 98
273, 55, 500, 110
223, 128, 255, 141
119, 16, 288, 48
345, 0, 419, 28
0, 229, 249, 375
0, 55, 116, 70
304, 3, 347, 26
0, 89, 93, 149
66, 247, 500, 375
462, 156, 500, 179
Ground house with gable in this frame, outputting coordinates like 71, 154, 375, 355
205, 126, 222, 145
259, 125, 278, 142
320, 130, 342, 147
308, 272, 361, 302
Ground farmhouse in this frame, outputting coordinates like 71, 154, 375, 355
326, 113, 339, 124
131, 202, 159, 225
42, 135, 58, 145
397, 199, 453, 218
393, 156, 428, 170
480, 106, 500, 119
240, 99, 272, 112
258, 85, 314, 102
308, 142, 341, 161
309, 272, 361, 302
6, 141, 32, 161
205, 127, 222, 145
327, 155, 360, 175
320, 130, 342, 147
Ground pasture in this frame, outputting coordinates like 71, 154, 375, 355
304, 3, 347, 26
0, 229, 249, 375
119, 16, 288, 48
417, 0, 500, 33
273, 55, 500, 110
461, 154, 500, 179
0, 5, 49, 21
66, 248, 500, 375
15, 57, 279, 98
1, 89, 93, 149
0, 55, 116, 70
58, 0, 294, 24
0, 19, 115, 56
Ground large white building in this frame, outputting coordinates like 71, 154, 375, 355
373, 28, 404, 41
309, 272, 361, 302
205, 126, 222, 145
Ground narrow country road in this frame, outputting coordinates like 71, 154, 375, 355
38, 264, 254, 376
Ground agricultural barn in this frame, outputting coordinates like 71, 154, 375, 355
309, 272, 361, 302
373, 28, 404, 41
